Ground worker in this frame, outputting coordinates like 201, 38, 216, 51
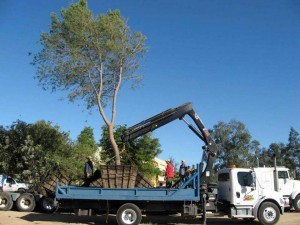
179, 160, 188, 184
186, 164, 196, 177
84, 156, 93, 179
165, 159, 174, 188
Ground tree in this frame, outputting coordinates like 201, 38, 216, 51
268, 142, 286, 166
99, 125, 161, 177
0, 125, 10, 173
259, 147, 273, 167
210, 120, 253, 170
72, 127, 98, 178
249, 140, 261, 167
77, 127, 97, 150
0, 121, 30, 176
32, 0, 147, 165
286, 127, 300, 178
0, 120, 75, 188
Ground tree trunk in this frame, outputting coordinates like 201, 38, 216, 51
108, 124, 121, 165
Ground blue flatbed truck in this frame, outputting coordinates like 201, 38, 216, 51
55, 102, 217, 225
56, 164, 206, 224
54, 102, 284, 225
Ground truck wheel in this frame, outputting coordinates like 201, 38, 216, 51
258, 202, 280, 225
116, 203, 142, 225
0, 192, 13, 211
39, 197, 55, 213
294, 195, 300, 212
16, 193, 36, 212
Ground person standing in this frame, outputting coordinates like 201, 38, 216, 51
179, 160, 188, 184
165, 159, 174, 188
84, 156, 93, 179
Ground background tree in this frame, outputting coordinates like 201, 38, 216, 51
77, 127, 97, 151
72, 127, 98, 178
0, 121, 30, 176
0, 120, 75, 188
286, 127, 300, 179
210, 120, 253, 170
249, 140, 261, 167
99, 125, 161, 177
268, 142, 286, 166
0, 126, 7, 172
259, 147, 273, 167
32, 0, 147, 165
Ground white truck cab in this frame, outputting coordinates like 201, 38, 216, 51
254, 167, 300, 211
0, 175, 30, 193
217, 167, 284, 225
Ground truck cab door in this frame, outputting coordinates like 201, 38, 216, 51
5, 177, 16, 192
233, 171, 258, 206
277, 170, 292, 195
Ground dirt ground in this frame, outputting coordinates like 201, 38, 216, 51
0, 210, 299, 225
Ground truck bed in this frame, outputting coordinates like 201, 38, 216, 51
55, 170, 201, 202
56, 186, 199, 201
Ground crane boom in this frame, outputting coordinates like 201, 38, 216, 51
122, 102, 218, 186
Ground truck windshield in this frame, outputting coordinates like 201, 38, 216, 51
237, 172, 253, 187
6, 177, 16, 184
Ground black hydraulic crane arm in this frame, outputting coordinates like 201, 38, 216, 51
122, 102, 218, 186
122, 102, 200, 142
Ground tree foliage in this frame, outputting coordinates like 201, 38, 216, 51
32, 0, 147, 165
72, 126, 98, 178
0, 120, 75, 189
269, 142, 286, 166
259, 147, 273, 167
249, 140, 261, 167
210, 120, 254, 170
99, 125, 161, 177
210, 121, 300, 180
286, 127, 300, 179
256, 128, 300, 178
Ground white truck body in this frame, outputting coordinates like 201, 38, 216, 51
217, 168, 284, 225
254, 167, 300, 211
0, 175, 30, 192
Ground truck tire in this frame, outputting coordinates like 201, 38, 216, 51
0, 192, 13, 211
39, 196, 55, 213
116, 203, 142, 225
294, 195, 300, 212
258, 202, 280, 225
16, 193, 36, 212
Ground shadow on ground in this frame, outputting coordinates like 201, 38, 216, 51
20, 212, 115, 225
20, 212, 261, 225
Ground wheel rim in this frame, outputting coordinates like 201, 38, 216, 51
121, 209, 137, 224
263, 206, 276, 222
296, 199, 300, 209
20, 197, 31, 209
0, 197, 8, 208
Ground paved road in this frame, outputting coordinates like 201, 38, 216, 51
0, 210, 299, 225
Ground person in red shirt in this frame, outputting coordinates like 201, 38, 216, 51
165, 159, 174, 188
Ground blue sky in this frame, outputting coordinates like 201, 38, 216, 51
1, 0, 299, 166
